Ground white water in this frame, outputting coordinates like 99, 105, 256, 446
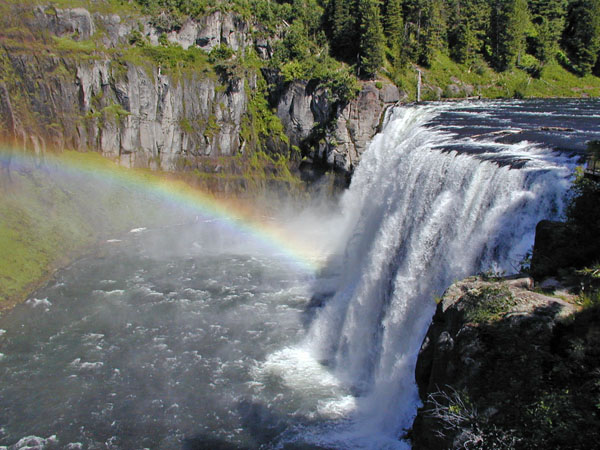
268, 105, 577, 448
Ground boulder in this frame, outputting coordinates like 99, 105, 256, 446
530, 220, 594, 279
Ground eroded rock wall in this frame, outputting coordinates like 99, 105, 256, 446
274, 80, 404, 174
2, 51, 250, 170
1, 4, 404, 177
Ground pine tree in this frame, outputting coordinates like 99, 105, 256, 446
402, 0, 426, 62
384, 0, 404, 45
418, 0, 447, 66
402, 0, 448, 67
563, 0, 600, 75
358, 0, 385, 78
448, 0, 491, 64
489, 0, 531, 71
384, 0, 405, 69
330, 0, 359, 59
528, 0, 567, 63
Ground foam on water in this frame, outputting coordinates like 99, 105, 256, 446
26, 298, 52, 309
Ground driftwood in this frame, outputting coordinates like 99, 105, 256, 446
539, 126, 575, 132
470, 129, 523, 140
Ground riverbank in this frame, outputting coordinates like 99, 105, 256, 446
0, 147, 308, 314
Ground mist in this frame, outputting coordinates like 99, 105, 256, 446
1, 99, 595, 449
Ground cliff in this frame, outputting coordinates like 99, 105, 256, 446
0, 3, 401, 182
274, 79, 401, 174
411, 275, 600, 449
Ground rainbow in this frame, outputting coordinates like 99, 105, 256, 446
0, 146, 325, 273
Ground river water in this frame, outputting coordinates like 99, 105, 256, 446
1, 99, 599, 449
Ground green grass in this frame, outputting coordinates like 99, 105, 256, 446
0, 150, 172, 312
462, 284, 517, 323
0, 169, 94, 309
52, 35, 99, 55
389, 52, 600, 101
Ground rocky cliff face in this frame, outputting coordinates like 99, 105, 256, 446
2, 5, 260, 171
274, 79, 403, 174
4, 51, 251, 170
1, 4, 403, 178
411, 275, 593, 449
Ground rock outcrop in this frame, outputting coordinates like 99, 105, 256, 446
33, 6, 96, 41
531, 218, 600, 280
412, 276, 581, 449
274, 80, 403, 174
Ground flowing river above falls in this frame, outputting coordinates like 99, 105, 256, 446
1, 99, 600, 449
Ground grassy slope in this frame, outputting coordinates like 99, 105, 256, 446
391, 52, 600, 101
0, 150, 173, 312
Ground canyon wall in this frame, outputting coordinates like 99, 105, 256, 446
0, 5, 402, 176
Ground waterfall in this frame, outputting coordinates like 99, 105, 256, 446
300, 104, 576, 448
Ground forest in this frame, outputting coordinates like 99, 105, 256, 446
135, 0, 600, 82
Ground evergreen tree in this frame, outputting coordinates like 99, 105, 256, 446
330, 0, 359, 59
528, 0, 567, 63
358, 0, 385, 78
418, 0, 447, 66
448, 0, 491, 64
489, 0, 531, 71
402, 0, 448, 67
563, 0, 600, 75
402, 0, 426, 62
384, 0, 404, 45
384, 0, 406, 69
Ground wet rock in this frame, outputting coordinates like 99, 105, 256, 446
530, 220, 598, 279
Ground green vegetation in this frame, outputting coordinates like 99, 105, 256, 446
125, 0, 599, 88
2, 0, 600, 102
462, 284, 517, 323
358, 0, 385, 79
0, 149, 174, 311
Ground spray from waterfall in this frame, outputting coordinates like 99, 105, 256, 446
265, 104, 577, 449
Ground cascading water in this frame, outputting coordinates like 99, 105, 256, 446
274, 104, 578, 448
1, 100, 594, 450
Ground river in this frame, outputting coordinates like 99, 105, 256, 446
1, 99, 599, 449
